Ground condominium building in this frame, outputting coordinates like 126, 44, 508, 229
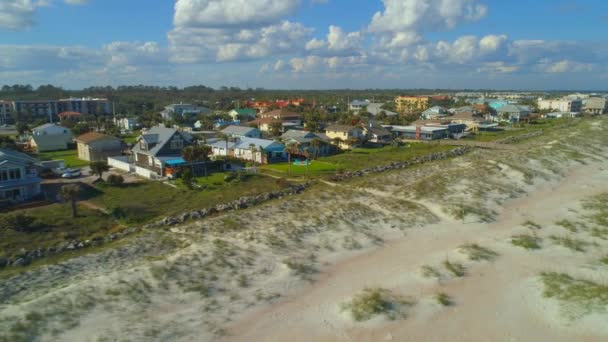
395, 96, 430, 112
57, 97, 111, 115
0, 101, 12, 125
537, 98, 583, 113
13, 100, 59, 119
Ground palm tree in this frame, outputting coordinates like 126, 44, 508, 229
249, 143, 258, 170
285, 142, 300, 176
181, 145, 197, 173
89, 161, 109, 181
217, 132, 231, 168
310, 138, 322, 160
182, 145, 211, 177
60, 184, 80, 218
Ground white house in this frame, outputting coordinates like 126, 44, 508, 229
28, 123, 73, 152
221, 125, 262, 139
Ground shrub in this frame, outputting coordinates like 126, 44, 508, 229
106, 174, 124, 186
435, 293, 453, 306
0, 213, 39, 232
600, 256, 608, 266
511, 234, 541, 250
340, 288, 412, 321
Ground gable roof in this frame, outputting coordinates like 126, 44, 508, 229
498, 104, 531, 113
325, 124, 358, 133
0, 148, 39, 166
234, 137, 284, 150
131, 125, 192, 157
222, 125, 259, 136
75, 132, 120, 144
281, 130, 316, 139
259, 109, 301, 119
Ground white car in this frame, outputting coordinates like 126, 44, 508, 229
61, 169, 81, 179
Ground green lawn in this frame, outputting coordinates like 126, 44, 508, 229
469, 118, 578, 143
1, 204, 119, 259
321, 143, 454, 171
0, 173, 286, 260
120, 132, 140, 144
36, 149, 89, 168
260, 143, 454, 179
261, 160, 337, 178
89, 173, 286, 224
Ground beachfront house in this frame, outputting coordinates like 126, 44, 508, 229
0, 149, 42, 206
75, 132, 123, 162
324, 125, 365, 150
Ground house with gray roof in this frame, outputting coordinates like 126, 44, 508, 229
221, 125, 261, 139
210, 137, 285, 164
27, 123, 73, 152
366, 103, 398, 117
130, 125, 193, 178
281, 130, 332, 157
0, 149, 42, 206
496, 105, 531, 122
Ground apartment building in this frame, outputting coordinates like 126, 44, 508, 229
537, 98, 583, 113
0, 101, 12, 125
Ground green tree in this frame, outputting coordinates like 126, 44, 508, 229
285, 142, 300, 176
60, 184, 80, 218
181, 145, 212, 176
181, 168, 194, 189
269, 121, 283, 136
90, 161, 110, 181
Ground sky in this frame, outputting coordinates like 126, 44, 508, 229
1, 0, 607, 90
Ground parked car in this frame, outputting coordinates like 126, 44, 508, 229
61, 168, 81, 179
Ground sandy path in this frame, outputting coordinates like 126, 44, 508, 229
224, 161, 608, 342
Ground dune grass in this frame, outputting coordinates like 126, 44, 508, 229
511, 234, 542, 250
443, 260, 465, 277
435, 293, 453, 306
459, 243, 498, 261
540, 272, 608, 318
421, 265, 441, 279
340, 288, 413, 321
549, 235, 590, 252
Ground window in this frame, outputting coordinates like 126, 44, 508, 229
170, 139, 183, 150
0, 168, 21, 182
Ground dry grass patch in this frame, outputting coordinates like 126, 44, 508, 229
549, 236, 590, 252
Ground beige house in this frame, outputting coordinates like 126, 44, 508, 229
395, 96, 430, 112
324, 124, 365, 150
75, 132, 123, 162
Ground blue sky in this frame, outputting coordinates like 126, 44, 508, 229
1, 0, 607, 90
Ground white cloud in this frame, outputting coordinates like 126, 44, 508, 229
64, 0, 88, 4
0, 0, 47, 30
368, 0, 487, 33
0, 0, 90, 30
538, 59, 595, 73
173, 0, 301, 28
305, 26, 362, 56
169, 20, 312, 63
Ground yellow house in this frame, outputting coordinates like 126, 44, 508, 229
324, 124, 364, 150
395, 96, 430, 112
